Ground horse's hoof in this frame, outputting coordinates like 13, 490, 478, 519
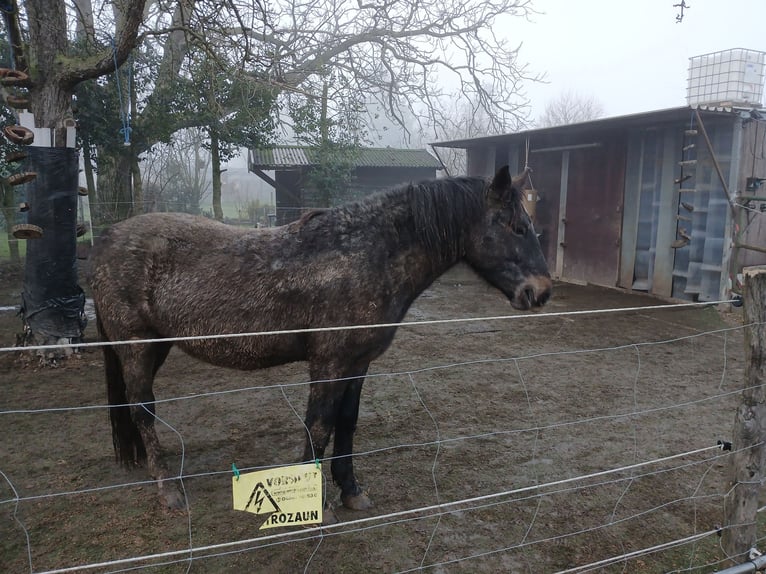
341, 490, 374, 511
159, 482, 186, 510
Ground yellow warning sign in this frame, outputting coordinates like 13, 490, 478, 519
232, 463, 322, 530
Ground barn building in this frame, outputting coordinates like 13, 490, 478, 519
248, 146, 441, 225
433, 48, 766, 302
432, 105, 766, 302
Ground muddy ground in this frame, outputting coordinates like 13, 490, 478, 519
0, 263, 752, 573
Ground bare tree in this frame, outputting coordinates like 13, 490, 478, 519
536, 90, 605, 128
250, 0, 539, 136
429, 84, 529, 175
84, 0, 539, 228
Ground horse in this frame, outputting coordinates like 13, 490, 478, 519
87, 165, 552, 516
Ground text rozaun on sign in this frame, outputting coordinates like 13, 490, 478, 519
232, 463, 322, 530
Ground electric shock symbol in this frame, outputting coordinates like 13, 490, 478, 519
244, 482, 280, 515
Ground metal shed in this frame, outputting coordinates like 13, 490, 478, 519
248, 146, 441, 225
433, 106, 766, 301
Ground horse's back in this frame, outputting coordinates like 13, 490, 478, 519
88, 213, 247, 331
92, 212, 240, 257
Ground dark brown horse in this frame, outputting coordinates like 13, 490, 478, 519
87, 166, 552, 515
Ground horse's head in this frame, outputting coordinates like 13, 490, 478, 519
465, 165, 552, 311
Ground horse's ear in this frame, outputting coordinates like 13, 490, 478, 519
492, 165, 511, 190
487, 166, 511, 204
488, 165, 525, 204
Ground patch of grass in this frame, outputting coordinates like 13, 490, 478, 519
0, 236, 25, 261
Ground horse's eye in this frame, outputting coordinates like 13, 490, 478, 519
508, 211, 528, 236
510, 220, 527, 236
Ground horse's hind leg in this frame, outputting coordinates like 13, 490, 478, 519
120, 341, 185, 510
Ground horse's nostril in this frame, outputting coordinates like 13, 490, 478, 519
524, 287, 535, 306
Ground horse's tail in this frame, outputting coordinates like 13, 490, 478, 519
98, 314, 146, 467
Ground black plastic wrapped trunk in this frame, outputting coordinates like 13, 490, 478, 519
20, 146, 85, 343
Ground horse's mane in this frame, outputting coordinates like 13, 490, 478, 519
402, 176, 487, 260
293, 176, 490, 262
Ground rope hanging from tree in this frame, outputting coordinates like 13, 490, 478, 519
110, 36, 132, 146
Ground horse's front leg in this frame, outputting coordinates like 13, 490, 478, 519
332, 377, 373, 510
303, 361, 372, 514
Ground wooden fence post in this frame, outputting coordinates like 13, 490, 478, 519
723, 265, 766, 561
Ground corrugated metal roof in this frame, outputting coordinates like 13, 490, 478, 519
430, 105, 755, 149
249, 146, 441, 169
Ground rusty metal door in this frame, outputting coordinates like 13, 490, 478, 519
562, 140, 627, 286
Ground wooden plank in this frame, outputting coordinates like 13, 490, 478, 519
722, 118, 743, 302
722, 265, 766, 562
695, 108, 736, 215
736, 242, 766, 255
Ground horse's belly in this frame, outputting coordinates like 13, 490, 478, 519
176, 334, 306, 371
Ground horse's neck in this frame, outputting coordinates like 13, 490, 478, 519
378, 203, 465, 301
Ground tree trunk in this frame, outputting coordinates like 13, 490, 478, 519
81, 137, 96, 231
210, 130, 223, 220
722, 265, 766, 562
93, 146, 134, 225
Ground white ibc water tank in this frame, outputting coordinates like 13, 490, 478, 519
687, 48, 766, 107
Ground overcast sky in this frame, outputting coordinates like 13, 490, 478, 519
230, 0, 766, 166
517, 0, 766, 120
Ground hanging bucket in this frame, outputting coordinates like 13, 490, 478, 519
521, 188, 538, 221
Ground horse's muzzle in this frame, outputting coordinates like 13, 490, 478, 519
513, 276, 553, 310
